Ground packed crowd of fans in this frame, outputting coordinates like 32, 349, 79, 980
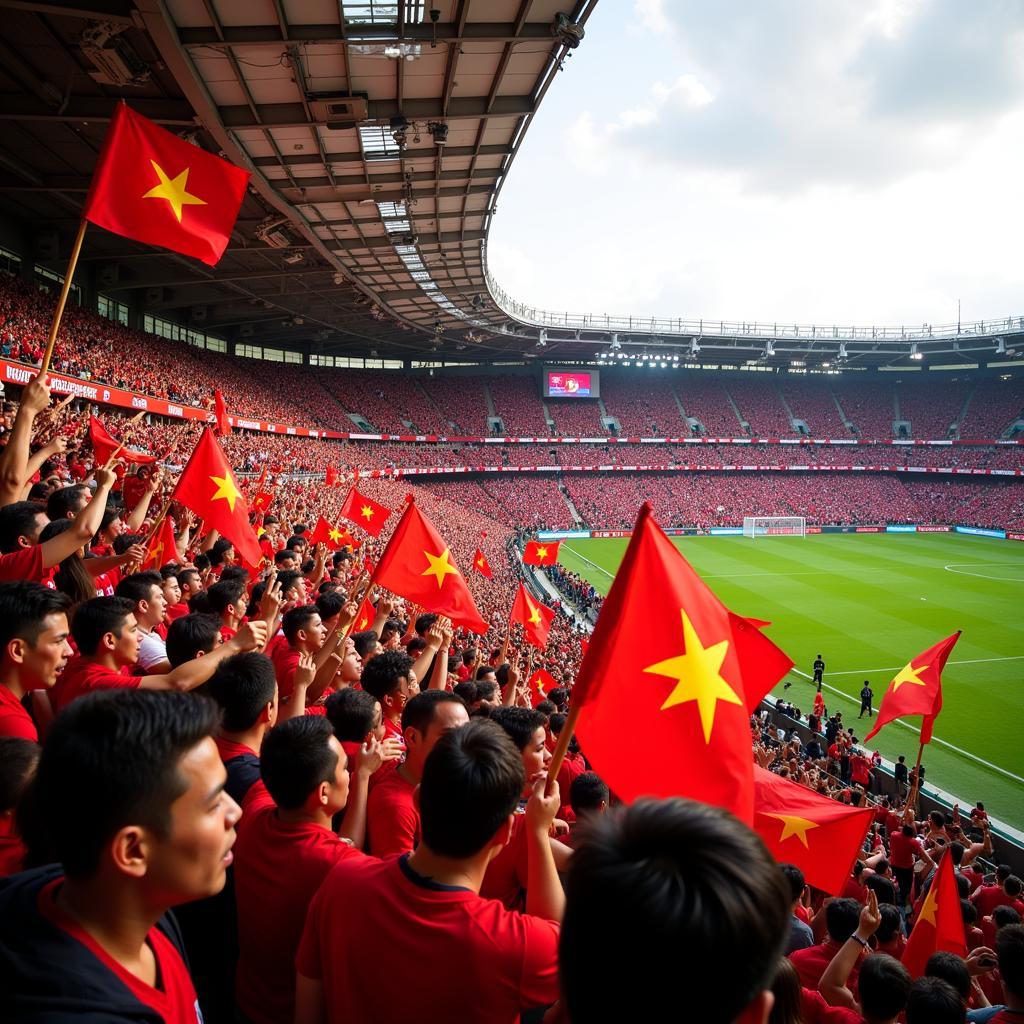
0, 347, 1023, 1024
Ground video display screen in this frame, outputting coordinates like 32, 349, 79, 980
544, 370, 598, 398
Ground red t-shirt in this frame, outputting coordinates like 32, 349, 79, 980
889, 831, 923, 869
481, 812, 530, 910
37, 877, 201, 1023
166, 603, 190, 623
0, 545, 44, 584
55, 658, 139, 711
366, 767, 418, 857
973, 884, 1017, 918
789, 941, 862, 994
233, 783, 368, 1024
0, 815, 27, 877
270, 637, 301, 701
296, 854, 560, 1024
0, 683, 36, 740
802, 989, 863, 1023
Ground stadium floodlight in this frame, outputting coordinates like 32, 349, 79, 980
610, 333, 621, 350
910, 344, 923, 360
838, 342, 848, 360
765, 340, 775, 357
689, 337, 701, 357
996, 337, 1006, 354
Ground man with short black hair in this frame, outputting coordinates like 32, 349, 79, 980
165, 613, 221, 668
234, 715, 384, 1024
56, 596, 267, 710
115, 571, 170, 673
561, 798, 791, 1023
360, 648, 419, 748
295, 719, 562, 1024
0, 582, 72, 741
906, 977, 965, 1024
790, 897, 864, 991
0, 689, 237, 1021
781, 863, 814, 954
366, 690, 468, 857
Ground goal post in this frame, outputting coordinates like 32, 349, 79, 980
742, 516, 806, 538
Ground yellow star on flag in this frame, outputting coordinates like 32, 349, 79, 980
536, 545, 549, 560
765, 813, 819, 849
142, 160, 207, 223
422, 547, 459, 588
643, 610, 743, 743
917, 883, 940, 927
145, 540, 164, 568
328, 526, 343, 544
358, 616, 369, 630
892, 660, 930, 692
476, 557, 485, 568
526, 602, 542, 625
209, 473, 241, 512
361, 504, 375, 520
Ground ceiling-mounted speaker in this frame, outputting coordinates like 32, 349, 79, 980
35, 231, 59, 261
97, 264, 119, 289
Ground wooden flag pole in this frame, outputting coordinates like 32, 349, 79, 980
904, 739, 926, 813
40, 218, 88, 378
546, 703, 581, 796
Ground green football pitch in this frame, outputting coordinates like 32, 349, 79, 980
558, 533, 1024, 831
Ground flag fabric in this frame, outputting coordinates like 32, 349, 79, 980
341, 486, 392, 538
143, 515, 180, 571
353, 596, 376, 634
250, 490, 273, 514
336, 527, 360, 550
865, 632, 961, 745
902, 850, 967, 977
753, 767, 872, 895
509, 584, 556, 650
573, 503, 793, 822
82, 103, 249, 266
523, 540, 560, 565
172, 427, 261, 567
472, 548, 492, 579
88, 415, 156, 466
310, 516, 344, 551
370, 500, 487, 633
213, 390, 231, 437
325, 465, 339, 487
527, 668, 557, 708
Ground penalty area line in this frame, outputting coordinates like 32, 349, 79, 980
789, 669, 1024, 786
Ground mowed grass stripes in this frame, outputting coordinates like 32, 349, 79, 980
559, 533, 1024, 830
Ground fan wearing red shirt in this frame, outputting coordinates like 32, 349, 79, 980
988, 923, 1024, 1023
295, 719, 562, 1024
271, 604, 335, 705
483, 706, 573, 910
0, 737, 39, 877
0, 582, 73, 741
55, 596, 268, 711
207, 576, 249, 645
889, 825, 935, 904
234, 715, 386, 1024
0, 690, 239, 1022
359, 647, 420, 752
973, 868, 1023, 918
790, 898, 867, 993
366, 690, 469, 857
819, 891, 912, 1024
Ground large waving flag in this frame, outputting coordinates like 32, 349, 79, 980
309, 516, 344, 551
88, 415, 156, 466
509, 584, 556, 650
902, 849, 967, 977
865, 632, 961, 744
753, 767, 872, 895
573, 504, 793, 823
371, 500, 487, 633
523, 539, 560, 565
83, 103, 249, 266
143, 514, 180, 571
341, 486, 392, 538
172, 427, 261, 567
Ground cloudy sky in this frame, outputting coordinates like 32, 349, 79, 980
486, 0, 1024, 329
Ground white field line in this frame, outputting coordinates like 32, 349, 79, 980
790, 669, 1024, 786
944, 563, 1024, 583
826, 656, 1024, 676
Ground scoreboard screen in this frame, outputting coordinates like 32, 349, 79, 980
543, 369, 599, 398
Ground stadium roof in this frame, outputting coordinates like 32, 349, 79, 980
0, 0, 1021, 370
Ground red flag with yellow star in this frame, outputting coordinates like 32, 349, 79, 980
82, 104, 249, 266
142, 514, 180, 571
865, 632, 960, 745
902, 849, 967, 977
309, 516, 344, 551
573, 503, 793, 822
753, 767, 872, 894
370, 500, 487, 633
353, 596, 376, 634
523, 539, 560, 565
250, 490, 273, 514
88, 415, 157, 466
472, 548, 492, 579
527, 667, 557, 708
172, 427, 261, 567
509, 584, 556, 649
341, 486, 392, 538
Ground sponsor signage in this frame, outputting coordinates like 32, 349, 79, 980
885, 525, 918, 533
917, 525, 952, 532
955, 526, 1007, 539
709, 527, 744, 535
1008, 533, 1024, 542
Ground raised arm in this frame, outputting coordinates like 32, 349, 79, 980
819, 890, 879, 1010
0, 375, 51, 506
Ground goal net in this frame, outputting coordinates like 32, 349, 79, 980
742, 516, 806, 538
